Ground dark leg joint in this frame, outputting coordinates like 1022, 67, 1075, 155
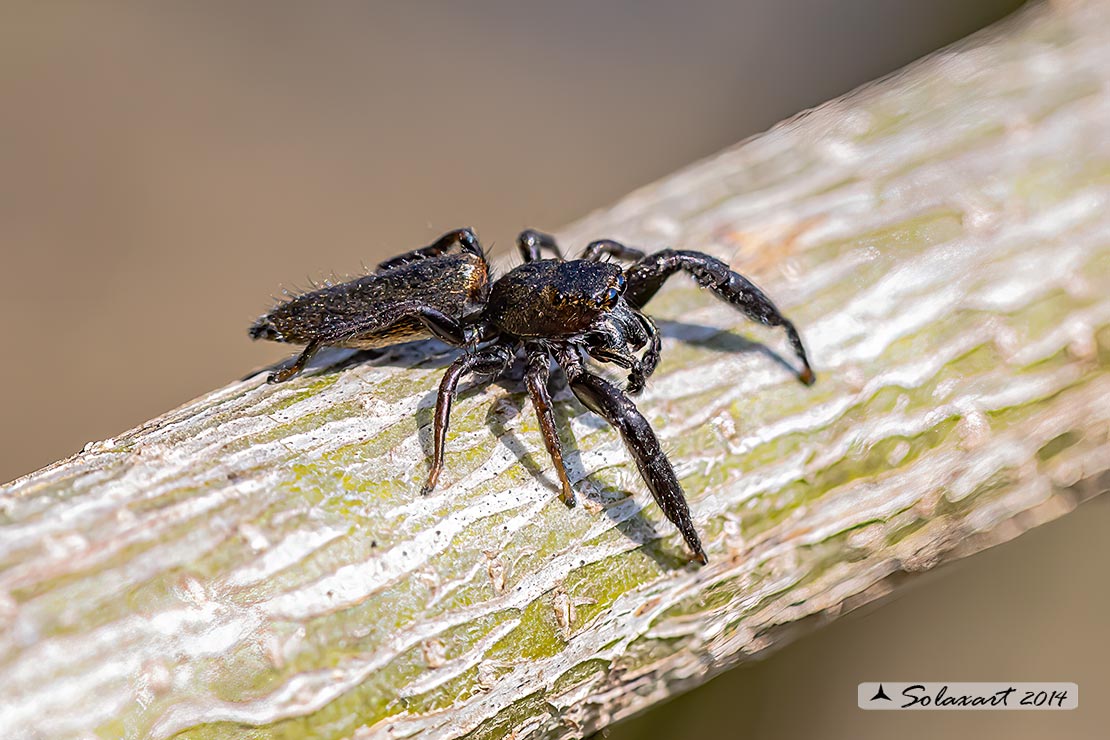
410, 305, 469, 346
517, 229, 562, 263
581, 239, 646, 262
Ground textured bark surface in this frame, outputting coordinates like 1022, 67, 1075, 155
4, 3, 1110, 738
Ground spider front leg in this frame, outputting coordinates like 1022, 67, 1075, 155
524, 350, 576, 506
624, 249, 816, 385
562, 355, 707, 564
422, 343, 514, 495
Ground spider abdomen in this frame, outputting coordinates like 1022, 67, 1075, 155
251, 252, 487, 348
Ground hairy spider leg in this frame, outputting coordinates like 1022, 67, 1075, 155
375, 227, 483, 271
268, 339, 322, 383
580, 239, 646, 262
623, 249, 816, 385
524, 350, 576, 506
561, 356, 707, 564
422, 343, 515, 495
516, 229, 563, 263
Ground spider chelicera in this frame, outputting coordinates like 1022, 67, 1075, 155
250, 228, 814, 564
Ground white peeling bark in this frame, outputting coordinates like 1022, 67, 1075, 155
3, 3, 1110, 738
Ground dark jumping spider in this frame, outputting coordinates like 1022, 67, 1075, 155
250, 228, 814, 564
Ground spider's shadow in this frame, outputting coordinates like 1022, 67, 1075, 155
479, 374, 687, 570
654, 318, 803, 378
244, 319, 804, 565
242, 338, 456, 384
245, 316, 802, 385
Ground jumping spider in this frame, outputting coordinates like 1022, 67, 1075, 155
250, 228, 815, 564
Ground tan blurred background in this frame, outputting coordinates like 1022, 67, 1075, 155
7, 2, 1108, 739
0, 0, 1026, 483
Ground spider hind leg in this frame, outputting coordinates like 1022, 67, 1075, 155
376, 228, 483, 271
267, 340, 322, 383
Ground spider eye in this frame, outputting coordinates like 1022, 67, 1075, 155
603, 287, 620, 308
616, 274, 626, 291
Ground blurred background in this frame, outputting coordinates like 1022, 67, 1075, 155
7, 2, 1107, 739
0, 0, 1026, 484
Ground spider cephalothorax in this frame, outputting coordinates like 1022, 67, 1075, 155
250, 228, 815, 564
